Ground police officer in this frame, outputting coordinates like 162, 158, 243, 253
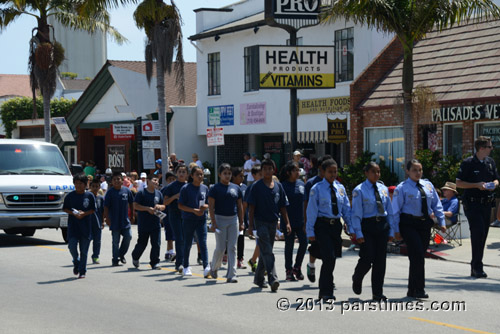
392, 159, 445, 299
456, 136, 499, 278
306, 159, 351, 301
351, 162, 395, 301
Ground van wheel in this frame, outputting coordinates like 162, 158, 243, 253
21, 228, 36, 237
4, 229, 18, 235
61, 227, 68, 243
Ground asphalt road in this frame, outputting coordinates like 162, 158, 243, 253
1, 226, 499, 334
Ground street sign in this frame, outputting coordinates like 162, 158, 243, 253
142, 140, 161, 149
142, 120, 160, 137
207, 105, 234, 126
327, 118, 348, 144
52, 117, 74, 142
265, 0, 321, 30
111, 124, 135, 140
206, 127, 224, 146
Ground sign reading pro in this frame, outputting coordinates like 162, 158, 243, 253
258, 46, 335, 89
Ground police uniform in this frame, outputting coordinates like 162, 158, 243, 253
392, 178, 444, 298
306, 179, 352, 299
457, 155, 499, 277
351, 180, 395, 300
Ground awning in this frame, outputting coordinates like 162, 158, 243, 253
283, 131, 328, 143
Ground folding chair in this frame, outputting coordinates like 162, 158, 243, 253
431, 201, 462, 246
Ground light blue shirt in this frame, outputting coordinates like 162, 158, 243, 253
306, 179, 351, 238
351, 179, 395, 238
392, 178, 445, 233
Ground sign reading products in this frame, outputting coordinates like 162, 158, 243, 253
258, 46, 335, 89
431, 103, 500, 122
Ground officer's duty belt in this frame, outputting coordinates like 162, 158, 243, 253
363, 216, 386, 223
467, 197, 495, 204
317, 217, 341, 225
400, 213, 428, 221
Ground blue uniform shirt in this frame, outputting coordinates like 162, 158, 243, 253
247, 179, 288, 223
281, 180, 305, 229
304, 176, 322, 202
441, 196, 459, 224
162, 180, 186, 215
63, 191, 96, 239
178, 183, 209, 221
351, 179, 395, 238
306, 179, 351, 238
208, 182, 242, 216
134, 188, 163, 232
104, 186, 134, 231
392, 178, 445, 232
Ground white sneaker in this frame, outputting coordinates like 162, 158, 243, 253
490, 220, 500, 227
204, 264, 211, 278
183, 267, 192, 276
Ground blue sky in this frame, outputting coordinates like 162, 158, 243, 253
0, 0, 236, 75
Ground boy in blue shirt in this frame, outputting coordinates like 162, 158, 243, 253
89, 179, 104, 264
131, 174, 165, 269
63, 173, 96, 279
248, 159, 291, 292
104, 172, 135, 266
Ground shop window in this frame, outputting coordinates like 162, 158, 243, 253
477, 122, 500, 149
208, 52, 220, 96
444, 124, 463, 158
244, 46, 259, 92
335, 27, 354, 82
365, 127, 404, 180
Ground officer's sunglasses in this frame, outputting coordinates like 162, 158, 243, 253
483, 145, 493, 149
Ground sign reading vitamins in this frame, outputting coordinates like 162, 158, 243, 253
327, 118, 347, 144
299, 96, 350, 115
240, 102, 266, 125
259, 46, 335, 89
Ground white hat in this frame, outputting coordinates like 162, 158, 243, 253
140, 172, 147, 178
293, 150, 302, 156
121, 172, 126, 177
105, 168, 112, 174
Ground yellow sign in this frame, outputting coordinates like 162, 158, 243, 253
259, 73, 335, 89
327, 118, 348, 144
299, 96, 350, 115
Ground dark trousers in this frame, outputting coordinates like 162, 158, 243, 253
169, 210, 184, 268
183, 218, 208, 269
399, 218, 432, 294
284, 227, 308, 271
254, 219, 278, 285
353, 219, 389, 296
464, 202, 491, 272
132, 228, 161, 266
90, 221, 102, 259
315, 219, 342, 297
237, 228, 245, 261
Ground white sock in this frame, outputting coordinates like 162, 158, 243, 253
168, 249, 174, 255
308, 262, 315, 268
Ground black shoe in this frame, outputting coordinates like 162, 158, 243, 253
293, 267, 304, 280
112, 261, 121, 267
372, 294, 387, 302
406, 290, 415, 298
286, 269, 296, 281
254, 281, 268, 289
471, 269, 487, 278
73, 265, 79, 276
415, 291, 429, 299
307, 263, 316, 283
270, 280, 280, 292
352, 275, 362, 295
120, 257, 127, 264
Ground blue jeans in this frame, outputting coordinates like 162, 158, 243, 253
284, 226, 308, 271
132, 228, 161, 266
90, 221, 102, 259
182, 218, 208, 269
169, 210, 184, 268
68, 237, 91, 275
254, 219, 278, 285
111, 227, 132, 263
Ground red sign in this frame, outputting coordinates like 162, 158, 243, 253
111, 124, 135, 140
206, 127, 224, 146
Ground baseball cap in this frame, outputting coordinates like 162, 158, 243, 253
293, 150, 302, 156
155, 159, 162, 165
140, 172, 147, 178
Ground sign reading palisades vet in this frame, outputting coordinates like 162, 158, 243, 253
258, 46, 335, 89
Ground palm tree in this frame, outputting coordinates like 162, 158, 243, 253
0, 0, 127, 142
134, 0, 185, 182
321, 0, 500, 163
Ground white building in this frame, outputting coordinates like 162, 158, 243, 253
190, 0, 393, 170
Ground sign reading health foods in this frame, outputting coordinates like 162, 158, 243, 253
258, 46, 335, 89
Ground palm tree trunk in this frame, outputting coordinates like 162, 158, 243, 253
156, 60, 168, 185
43, 89, 51, 142
402, 49, 414, 166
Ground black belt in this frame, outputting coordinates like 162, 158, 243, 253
400, 213, 428, 222
466, 197, 495, 204
362, 216, 387, 223
317, 217, 341, 225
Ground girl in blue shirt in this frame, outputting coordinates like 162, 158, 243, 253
351, 162, 394, 301
208, 164, 244, 282
279, 161, 307, 281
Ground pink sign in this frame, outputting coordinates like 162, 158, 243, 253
240, 102, 266, 125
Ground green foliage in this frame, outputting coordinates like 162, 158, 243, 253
0, 97, 77, 138
339, 151, 399, 195
61, 72, 78, 79
415, 149, 461, 189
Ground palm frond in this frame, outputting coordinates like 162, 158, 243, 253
0, 7, 23, 29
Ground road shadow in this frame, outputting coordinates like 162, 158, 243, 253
487, 242, 500, 250
184, 280, 218, 288
224, 286, 272, 296
0, 233, 66, 248
37, 277, 77, 285
281, 284, 317, 292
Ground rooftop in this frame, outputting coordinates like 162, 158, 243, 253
0, 74, 33, 98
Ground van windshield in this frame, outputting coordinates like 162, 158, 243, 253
0, 144, 71, 175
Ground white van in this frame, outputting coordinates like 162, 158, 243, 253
0, 139, 74, 242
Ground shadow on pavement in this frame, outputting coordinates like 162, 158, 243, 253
487, 242, 500, 249
224, 286, 270, 296
0, 233, 66, 248
37, 277, 77, 285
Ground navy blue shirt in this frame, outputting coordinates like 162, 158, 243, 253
304, 176, 322, 202
178, 183, 209, 221
208, 182, 242, 216
91, 194, 104, 230
162, 180, 186, 216
457, 155, 499, 199
243, 182, 254, 204
134, 188, 163, 232
247, 179, 289, 223
63, 191, 96, 239
104, 186, 134, 231
281, 180, 305, 229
